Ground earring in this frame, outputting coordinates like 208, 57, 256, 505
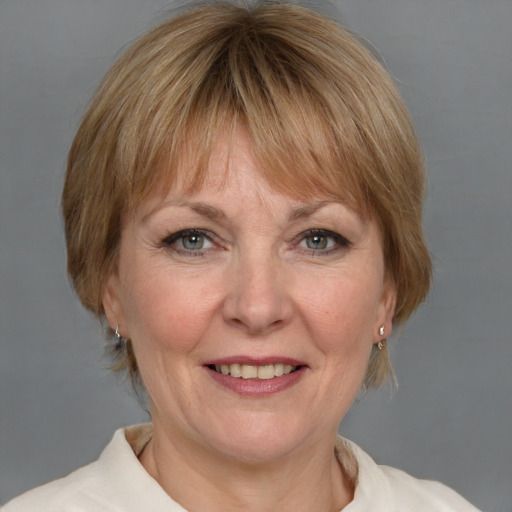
377, 325, 385, 350
114, 326, 126, 350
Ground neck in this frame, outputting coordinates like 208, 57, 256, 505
139, 423, 354, 512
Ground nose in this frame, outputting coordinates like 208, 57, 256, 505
222, 253, 293, 335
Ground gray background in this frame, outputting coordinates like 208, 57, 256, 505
1, 0, 510, 509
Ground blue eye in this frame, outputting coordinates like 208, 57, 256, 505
304, 234, 331, 250
298, 230, 349, 253
181, 233, 207, 250
163, 229, 214, 253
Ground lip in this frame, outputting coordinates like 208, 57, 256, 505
203, 356, 308, 397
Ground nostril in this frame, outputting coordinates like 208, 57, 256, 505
226, 315, 285, 335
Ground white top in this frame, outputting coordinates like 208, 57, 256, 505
3, 424, 481, 511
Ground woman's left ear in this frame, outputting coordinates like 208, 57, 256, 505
374, 280, 397, 341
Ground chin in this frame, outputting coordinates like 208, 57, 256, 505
199, 413, 320, 464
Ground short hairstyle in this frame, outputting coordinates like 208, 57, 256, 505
63, 1, 432, 389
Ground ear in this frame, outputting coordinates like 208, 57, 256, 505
373, 279, 397, 342
102, 272, 127, 336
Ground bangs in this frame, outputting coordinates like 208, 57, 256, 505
113, 4, 378, 216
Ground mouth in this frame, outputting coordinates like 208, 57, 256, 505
207, 363, 300, 380
204, 358, 307, 396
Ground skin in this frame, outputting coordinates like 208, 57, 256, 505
103, 131, 395, 511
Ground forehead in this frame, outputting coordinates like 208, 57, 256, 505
138, 128, 368, 220
138, 135, 325, 217
132, 132, 377, 247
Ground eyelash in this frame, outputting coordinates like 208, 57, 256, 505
161, 228, 351, 257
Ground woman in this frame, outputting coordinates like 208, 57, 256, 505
4, 2, 480, 510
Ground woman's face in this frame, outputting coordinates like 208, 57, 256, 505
104, 131, 395, 463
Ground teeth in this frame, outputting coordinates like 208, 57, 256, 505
230, 363, 242, 378
257, 365, 274, 380
242, 365, 258, 379
213, 363, 298, 379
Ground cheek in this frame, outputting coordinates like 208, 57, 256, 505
121, 267, 221, 355
296, 272, 382, 348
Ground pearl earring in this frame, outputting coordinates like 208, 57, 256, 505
376, 326, 385, 350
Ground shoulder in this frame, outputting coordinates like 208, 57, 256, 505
1, 460, 110, 512
337, 437, 481, 512
378, 464, 481, 511
2, 424, 162, 512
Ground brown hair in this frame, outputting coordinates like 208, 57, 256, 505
63, 1, 432, 388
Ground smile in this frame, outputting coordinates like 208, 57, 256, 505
209, 363, 298, 380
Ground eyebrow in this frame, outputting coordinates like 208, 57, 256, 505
143, 199, 346, 224
186, 202, 226, 220
142, 200, 226, 222
287, 201, 337, 222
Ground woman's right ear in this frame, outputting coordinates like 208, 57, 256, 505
102, 273, 125, 333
